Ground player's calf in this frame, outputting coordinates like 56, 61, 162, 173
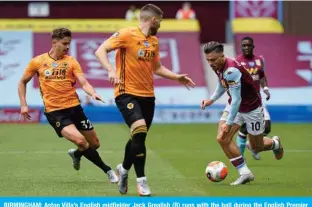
236, 132, 247, 156
246, 141, 261, 160
236, 123, 248, 155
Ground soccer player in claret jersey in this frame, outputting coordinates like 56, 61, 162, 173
95, 4, 195, 196
18, 28, 119, 184
235, 36, 271, 160
201, 42, 284, 185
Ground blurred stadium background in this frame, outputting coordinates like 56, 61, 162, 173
0, 1, 311, 196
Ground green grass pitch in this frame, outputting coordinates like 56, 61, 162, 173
0, 123, 311, 196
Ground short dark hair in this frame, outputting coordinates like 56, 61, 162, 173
140, 4, 164, 20
241, 36, 254, 44
51, 28, 71, 40
203, 41, 224, 54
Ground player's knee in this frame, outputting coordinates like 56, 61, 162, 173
131, 119, 146, 130
75, 137, 89, 150
90, 139, 100, 149
216, 134, 230, 146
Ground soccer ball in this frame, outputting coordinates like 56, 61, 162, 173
205, 161, 228, 182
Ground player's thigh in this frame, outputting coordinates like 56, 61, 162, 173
217, 111, 244, 144
61, 124, 88, 149
217, 120, 226, 135
45, 108, 74, 138
69, 105, 98, 147
115, 94, 146, 130
138, 96, 155, 130
244, 107, 265, 136
69, 105, 94, 130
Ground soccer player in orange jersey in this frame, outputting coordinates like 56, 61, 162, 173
95, 4, 195, 196
18, 28, 119, 184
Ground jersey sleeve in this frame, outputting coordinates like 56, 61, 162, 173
105, 28, 130, 50
224, 67, 242, 88
24, 58, 39, 76
224, 67, 242, 125
210, 79, 226, 102
72, 58, 84, 78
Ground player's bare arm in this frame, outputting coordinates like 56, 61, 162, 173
201, 80, 226, 109
153, 61, 195, 89
18, 72, 36, 120
260, 75, 270, 100
95, 41, 120, 85
76, 75, 105, 103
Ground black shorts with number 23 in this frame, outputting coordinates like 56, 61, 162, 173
45, 105, 94, 137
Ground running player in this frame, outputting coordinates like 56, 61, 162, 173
95, 4, 195, 196
18, 28, 119, 184
235, 36, 271, 160
201, 41, 283, 185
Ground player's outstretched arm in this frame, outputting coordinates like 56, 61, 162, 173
76, 75, 104, 103
201, 80, 226, 110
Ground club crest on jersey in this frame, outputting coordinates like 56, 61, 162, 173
248, 61, 255, 67
144, 41, 149, 47
255, 59, 261, 66
44, 69, 52, 77
52, 62, 58, 68
62, 62, 68, 68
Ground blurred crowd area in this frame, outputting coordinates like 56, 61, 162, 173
0, 1, 228, 43
2, 1, 312, 44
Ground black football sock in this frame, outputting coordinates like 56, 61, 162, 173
131, 125, 148, 178
122, 138, 133, 170
82, 147, 111, 173
74, 149, 83, 160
